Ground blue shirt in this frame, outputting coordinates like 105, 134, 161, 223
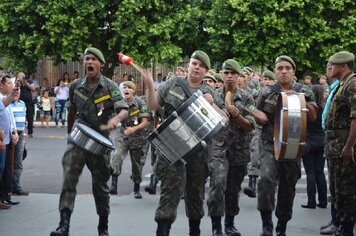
9, 101, 26, 131
322, 80, 340, 129
0, 99, 11, 145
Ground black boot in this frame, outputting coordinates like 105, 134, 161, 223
260, 211, 273, 236
244, 175, 257, 198
98, 215, 109, 236
145, 174, 158, 194
189, 219, 201, 236
109, 175, 118, 195
134, 183, 142, 199
211, 216, 223, 236
276, 220, 287, 236
156, 220, 172, 236
224, 215, 241, 236
50, 208, 71, 236
335, 223, 355, 236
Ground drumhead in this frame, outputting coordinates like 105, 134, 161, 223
76, 123, 113, 148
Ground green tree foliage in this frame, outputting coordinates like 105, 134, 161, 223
0, 0, 208, 76
0, 0, 354, 77
205, 0, 356, 75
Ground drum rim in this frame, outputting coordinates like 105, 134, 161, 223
74, 123, 114, 148
274, 92, 307, 160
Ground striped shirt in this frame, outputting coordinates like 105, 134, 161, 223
9, 100, 27, 131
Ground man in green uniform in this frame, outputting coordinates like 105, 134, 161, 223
109, 81, 149, 199
50, 47, 129, 236
243, 69, 276, 198
324, 51, 356, 236
254, 55, 317, 236
214, 73, 224, 90
207, 59, 256, 236
140, 50, 226, 236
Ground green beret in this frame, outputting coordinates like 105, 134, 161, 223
243, 66, 254, 73
176, 66, 187, 72
222, 59, 244, 75
328, 51, 355, 64
191, 50, 211, 69
204, 73, 217, 82
84, 47, 106, 64
123, 81, 136, 90
262, 70, 275, 80
213, 73, 224, 83
275, 55, 296, 70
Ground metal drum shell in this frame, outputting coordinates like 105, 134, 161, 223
68, 123, 114, 156
147, 90, 227, 164
274, 92, 307, 160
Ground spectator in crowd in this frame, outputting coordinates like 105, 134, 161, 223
18, 72, 37, 138
54, 73, 70, 128
8, 90, 28, 196
0, 83, 19, 210
175, 66, 187, 78
39, 90, 52, 128
154, 73, 164, 89
0, 75, 20, 207
301, 85, 327, 209
72, 71, 80, 81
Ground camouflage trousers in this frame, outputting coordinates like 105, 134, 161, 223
247, 126, 261, 177
59, 144, 111, 216
257, 143, 301, 222
207, 134, 229, 217
110, 137, 148, 184
154, 150, 209, 222
225, 164, 247, 217
329, 158, 356, 223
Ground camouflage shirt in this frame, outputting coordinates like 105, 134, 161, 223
256, 81, 317, 145
120, 95, 149, 138
216, 87, 256, 164
69, 75, 128, 137
246, 77, 262, 99
326, 73, 356, 130
157, 76, 225, 118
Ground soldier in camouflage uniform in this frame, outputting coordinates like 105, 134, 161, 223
207, 59, 256, 236
109, 81, 149, 199
324, 51, 356, 236
50, 47, 129, 236
140, 50, 226, 236
254, 56, 317, 236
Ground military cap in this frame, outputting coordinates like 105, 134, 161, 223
204, 73, 217, 82
243, 66, 254, 73
262, 70, 275, 80
213, 73, 224, 83
84, 47, 106, 64
176, 66, 187, 72
191, 50, 211, 69
166, 72, 175, 81
275, 55, 296, 70
123, 81, 136, 90
328, 51, 355, 64
274, 55, 297, 70
222, 59, 244, 75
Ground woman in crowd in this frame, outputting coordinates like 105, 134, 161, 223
53, 72, 70, 128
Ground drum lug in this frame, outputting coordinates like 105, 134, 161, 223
282, 107, 288, 111
301, 108, 309, 112
200, 140, 206, 148
172, 111, 178, 118
299, 142, 307, 146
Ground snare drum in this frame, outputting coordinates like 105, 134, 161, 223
274, 92, 307, 160
68, 123, 114, 156
147, 90, 227, 164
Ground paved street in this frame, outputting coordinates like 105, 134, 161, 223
1, 125, 355, 235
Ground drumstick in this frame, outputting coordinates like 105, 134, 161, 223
225, 91, 233, 107
118, 53, 145, 75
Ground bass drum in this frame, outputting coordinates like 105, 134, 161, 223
147, 90, 227, 165
274, 92, 307, 160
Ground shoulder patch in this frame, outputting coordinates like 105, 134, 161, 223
111, 90, 121, 98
